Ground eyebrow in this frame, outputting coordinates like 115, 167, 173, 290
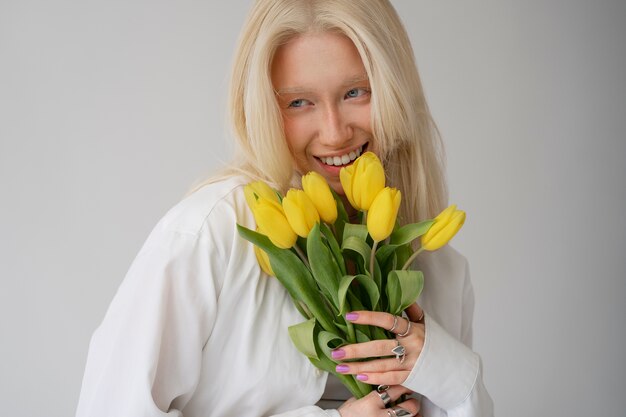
274, 74, 369, 96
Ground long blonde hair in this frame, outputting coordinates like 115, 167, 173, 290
197, 0, 447, 222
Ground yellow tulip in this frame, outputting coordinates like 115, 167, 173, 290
254, 243, 274, 276
244, 181, 280, 209
250, 197, 297, 249
282, 189, 320, 238
367, 187, 401, 242
421, 204, 466, 251
301, 172, 337, 224
339, 151, 385, 211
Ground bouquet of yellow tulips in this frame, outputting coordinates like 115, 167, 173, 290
237, 152, 465, 398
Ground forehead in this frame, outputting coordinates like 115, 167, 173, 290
271, 32, 368, 92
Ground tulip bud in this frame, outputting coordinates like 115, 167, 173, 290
282, 189, 320, 238
339, 152, 385, 211
250, 198, 297, 249
244, 181, 281, 209
301, 172, 338, 224
254, 243, 274, 276
421, 204, 466, 251
367, 187, 401, 242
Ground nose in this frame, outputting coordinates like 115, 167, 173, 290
319, 104, 352, 146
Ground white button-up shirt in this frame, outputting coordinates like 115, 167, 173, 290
76, 176, 493, 417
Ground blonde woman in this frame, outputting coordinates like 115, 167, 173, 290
77, 1, 493, 416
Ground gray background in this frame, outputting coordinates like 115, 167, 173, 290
1, 1, 624, 416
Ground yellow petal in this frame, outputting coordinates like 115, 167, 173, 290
244, 181, 280, 209
367, 187, 401, 242
349, 152, 385, 211
422, 209, 465, 251
339, 164, 357, 209
302, 172, 338, 224
421, 205, 457, 244
283, 189, 319, 238
253, 243, 274, 276
254, 201, 297, 249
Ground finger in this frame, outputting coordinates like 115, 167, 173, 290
353, 370, 408, 386
405, 303, 424, 323
336, 357, 408, 375
346, 311, 411, 335
388, 397, 421, 417
371, 385, 413, 409
333, 339, 399, 360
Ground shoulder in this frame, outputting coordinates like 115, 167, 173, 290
123, 176, 256, 295
154, 176, 251, 237
134, 175, 256, 270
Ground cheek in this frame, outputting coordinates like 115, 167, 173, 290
282, 117, 312, 156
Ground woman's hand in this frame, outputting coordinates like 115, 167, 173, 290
338, 385, 421, 417
333, 303, 425, 386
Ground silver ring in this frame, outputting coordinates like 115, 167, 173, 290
377, 390, 392, 407
397, 319, 411, 337
391, 407, 412, 417
391, 340, 406, 364
377, 384, 390, 393
387, 315, 398, 332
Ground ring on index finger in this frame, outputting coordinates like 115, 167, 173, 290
387, 315, 399, 332
397, 319, 411, 338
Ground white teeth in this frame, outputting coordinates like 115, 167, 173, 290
319, 145, 365, 166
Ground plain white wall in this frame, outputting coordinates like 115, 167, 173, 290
1, 1, 624, 416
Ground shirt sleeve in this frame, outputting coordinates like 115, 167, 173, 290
76, 224, 221, 416
402, 259, 494, 416
270, 407, 341, 417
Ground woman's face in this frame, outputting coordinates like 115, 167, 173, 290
271, 32, 373, 195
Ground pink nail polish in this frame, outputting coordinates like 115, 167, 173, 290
356, 374, 368, 381
331, 349, 345, 359
345, 312, 359, 321
336, 364, 350, 373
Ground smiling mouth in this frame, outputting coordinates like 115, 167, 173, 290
317, 143, 367, 167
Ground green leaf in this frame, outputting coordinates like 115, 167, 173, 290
341, 236, 371, 274
288, 318, 319, 360
375, 244, 397, 266
237, 225, 339, 334
307, 224, 342, 309
390, 220, 434, 246
386, 270, 424, 315
317, 331, 347, 360
330, 188, 349, 245
321, 223, 346, 276
337, 274, 380, 315
342, 223, 369, 245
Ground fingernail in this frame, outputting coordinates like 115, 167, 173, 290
331, 349, 345, 359
345, 312, 359, 321
356, 374, 368, 381
336, 364, 350, 373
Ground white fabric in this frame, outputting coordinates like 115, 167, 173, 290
76, 176, 493, 417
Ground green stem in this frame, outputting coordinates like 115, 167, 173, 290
402, 247, 424, 270
293, 245, 310, 269
370, 240, 379, 276
346, 320, 356, 344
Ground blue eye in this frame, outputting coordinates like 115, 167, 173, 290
288, 99, 308, 108
346, 88, 369, 99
